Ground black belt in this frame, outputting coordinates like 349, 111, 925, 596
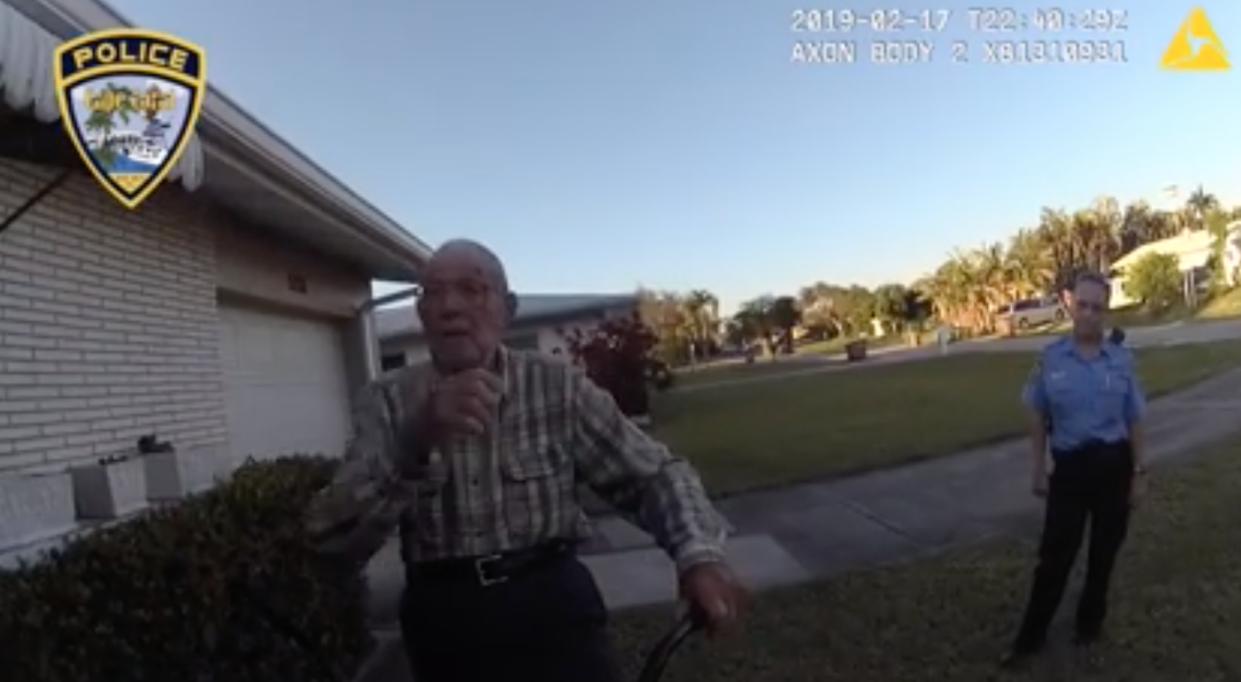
1052, 438, 1131, 460
406, 542, 572, 587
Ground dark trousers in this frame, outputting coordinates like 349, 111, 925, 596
1015, 440, 1133, 649
400, 551, 620, 682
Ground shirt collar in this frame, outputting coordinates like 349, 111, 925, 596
1057, 335, 1114, 359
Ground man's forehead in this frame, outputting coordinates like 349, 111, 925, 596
423, 241, 506, 282
423, 257, 490, 280
1073, 281, 1109, 301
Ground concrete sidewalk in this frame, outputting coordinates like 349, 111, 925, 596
354, 366, 1241, 682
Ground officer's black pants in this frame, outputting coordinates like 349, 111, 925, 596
400, 551, 620, 682
1015, 439, 1133, 649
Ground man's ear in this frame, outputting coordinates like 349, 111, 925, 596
504, 292, 518, 322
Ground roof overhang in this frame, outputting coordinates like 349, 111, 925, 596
0, 0, 432, 281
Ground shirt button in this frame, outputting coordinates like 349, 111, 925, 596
470, 478, 480, 486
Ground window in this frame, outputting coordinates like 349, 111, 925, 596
504, 333, 540, 351
380, 353, 406, 371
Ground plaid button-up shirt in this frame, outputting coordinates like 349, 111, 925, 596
306, 348, 729, 572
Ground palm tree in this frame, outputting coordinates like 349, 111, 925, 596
680, 290, 719, 361
80, 83, 138, 170
1005, 228, 1056, 297
83, 108, 118, 167
1186, 185, 1219, 231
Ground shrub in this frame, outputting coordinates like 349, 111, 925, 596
0, 455, 371, 682
1123, 252, 1183, 310
563, 313, 657, 416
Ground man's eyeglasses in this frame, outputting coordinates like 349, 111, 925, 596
1074, 300, 1107, 313
415, 281, 492, 307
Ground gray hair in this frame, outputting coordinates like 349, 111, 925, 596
431, 239, 510, 292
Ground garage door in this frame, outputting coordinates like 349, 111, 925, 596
218, 305, 352, 468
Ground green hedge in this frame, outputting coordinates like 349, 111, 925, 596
0, 456, 372, 682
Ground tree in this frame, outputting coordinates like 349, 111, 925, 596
635, 287, 720, 366
681, 289, 720, 361
733, 296, 777, 355
871, 283, 910, 331
769, 296, 801, 353
641, 187, 1237, 349
562, 313, 657, 418
1187, 185, 1219, 231
1123, 252, 1182, 310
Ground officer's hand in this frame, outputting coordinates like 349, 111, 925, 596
1031, 470, 1049, 498
429, 369, 504, 437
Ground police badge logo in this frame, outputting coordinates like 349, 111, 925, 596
52, 29, 206, 210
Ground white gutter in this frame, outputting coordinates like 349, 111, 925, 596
0, 0, 205, 189
2, 0, 433, 267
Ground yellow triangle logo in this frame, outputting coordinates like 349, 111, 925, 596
1161, 7, 1230, 70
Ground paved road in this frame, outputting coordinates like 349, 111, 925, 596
679, 318, 1241, 394
961, 317, 1241, 352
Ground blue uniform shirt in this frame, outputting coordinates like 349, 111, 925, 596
1022, 336, 1147, 453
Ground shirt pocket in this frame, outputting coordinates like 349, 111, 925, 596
1046, 373, 1088, 422
502, 441, 577, 538
1102, 367, 1132, 412
504, 441, 570, 481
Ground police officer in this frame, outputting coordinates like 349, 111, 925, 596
1004, 271, 1149, 666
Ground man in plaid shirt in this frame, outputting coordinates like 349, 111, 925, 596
306, 239, 744, 682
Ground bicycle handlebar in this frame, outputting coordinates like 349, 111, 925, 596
636, 610, 704, 682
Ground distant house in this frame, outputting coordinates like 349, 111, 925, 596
1109, 223, 1241, 307
377, 293, 639, 369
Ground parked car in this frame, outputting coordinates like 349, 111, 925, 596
996, 295, 1066, 329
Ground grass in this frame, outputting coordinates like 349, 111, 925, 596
672, 337, 909, 390
652, 340, 1241, 498
1197, 286, 1241, 320
612, 436, 1241, 682
673, 359, 825, 390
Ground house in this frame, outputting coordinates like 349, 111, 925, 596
1109, 224, 1241, 307
0, 0, 431, 488
377, 293, 638, 369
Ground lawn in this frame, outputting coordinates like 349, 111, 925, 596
613, 436, 1241, 681
673, 338, 907, 390
1197, 286, 1241, 320
652, 340, 1241, 497
673, 359, 827, 390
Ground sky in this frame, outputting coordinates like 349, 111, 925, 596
104, 0, 1241, 314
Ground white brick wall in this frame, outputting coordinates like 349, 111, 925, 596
0, 158, 228, 472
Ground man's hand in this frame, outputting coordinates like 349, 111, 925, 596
1031, 469, 1049, 499
1130, 471, 1149, 508
429, 369, 504, 438
679, 562, 746, 635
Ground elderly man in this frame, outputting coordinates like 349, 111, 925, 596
1004, 271, 1148, 667
306, 239, 743, 682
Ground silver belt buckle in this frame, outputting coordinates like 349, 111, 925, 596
474, 554, 508, 587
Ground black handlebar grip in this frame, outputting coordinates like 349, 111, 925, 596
636, 611, 702, 682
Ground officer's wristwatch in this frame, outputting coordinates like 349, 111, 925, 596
1133, 465, 1148, 476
